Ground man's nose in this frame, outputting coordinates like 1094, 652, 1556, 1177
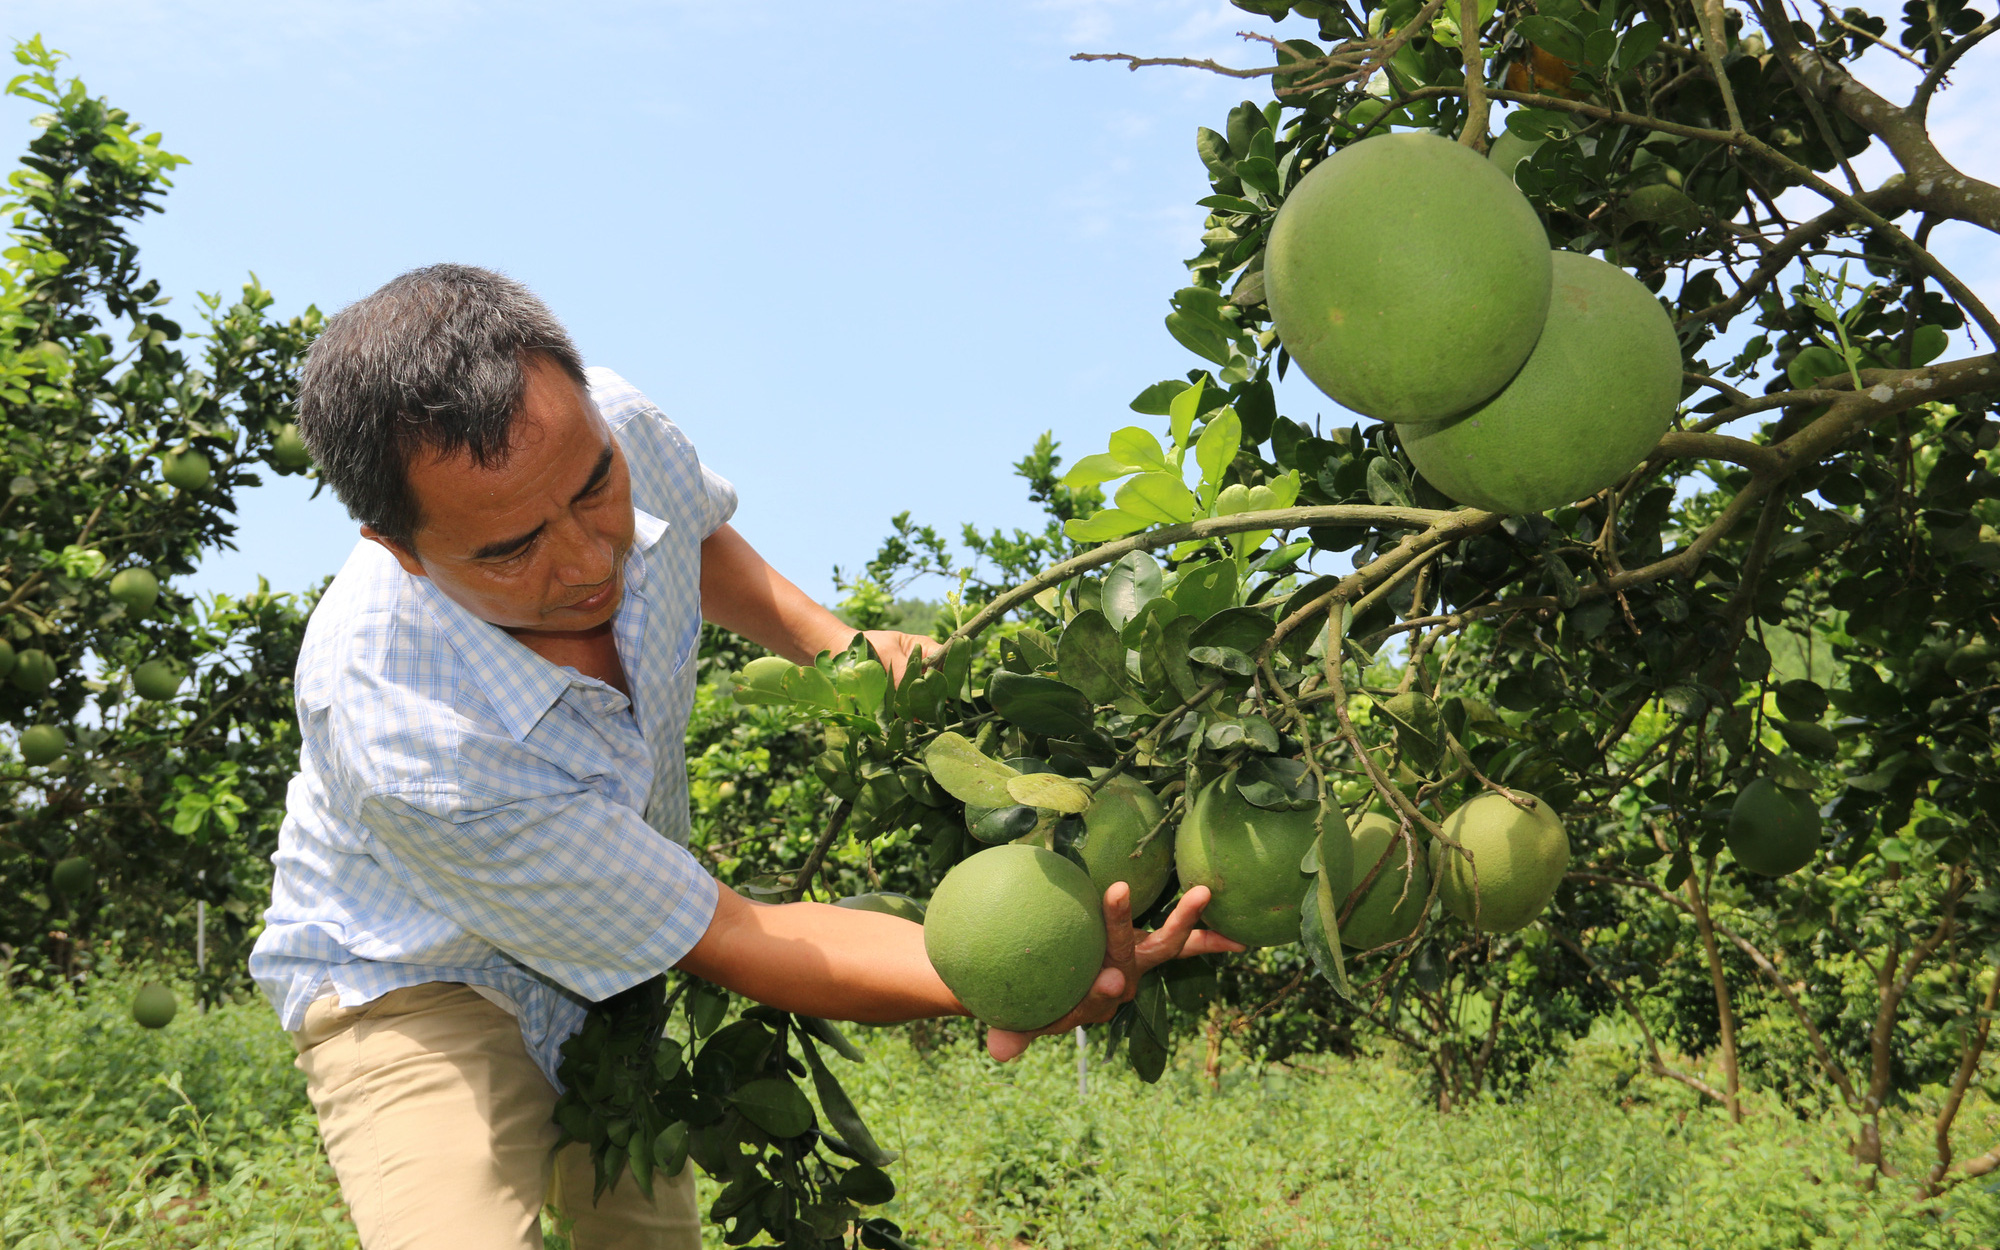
550, 515, 616, 587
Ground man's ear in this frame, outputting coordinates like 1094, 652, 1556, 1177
360, 525, 429, 579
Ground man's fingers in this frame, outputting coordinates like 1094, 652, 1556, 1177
984, 965, 1127, 1063
1102, 880, 1137, 969
1133, 885, 1242, 970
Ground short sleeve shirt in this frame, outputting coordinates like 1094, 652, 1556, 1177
250, 368, 732, 1086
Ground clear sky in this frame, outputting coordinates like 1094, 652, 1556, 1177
6, 2, 1993, 607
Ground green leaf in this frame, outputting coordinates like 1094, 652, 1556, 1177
1142, 613, 1204, 706
1379, 691, 1443, 774
1116, 472, 1198, 526
729, 1078, 814, 1139
987, 672, 1097, 739
1188, 606, 1276, 661
1168, 378, 1206, 452
1169, 560, 1239, 621
781, 664, 842, 710
923, 732, 1020, 808
1298, 867, 1353, 1001
1196, 194, 1261, 214
1119, 596, 1184, 649
1108, 426, 1172, 473
1166, 311, 1232, 366
1006, 771, 1092, 814
1506, 107, 1574, 141
1057, 609, 1134, 704
1364, 457, 1412, 508
1774, 680, 1829, 723
1190, 645, 1255, 676
798, 1033, 898, 1166
1193, 407, 1242, 506
1195, 126, 1232, 177
796, 1016, 864, 1064
653, 1121, 691, 1178
1060, 452, 1141, 490
1774, 719, 1838, 759
1517, 16, 1585, 61
1063, 509, 1148, 543
838, 1164, 898, 1206
1102, 551, 1165, 633
1615, 20, 1663, 70
1130, 379, 1191, 415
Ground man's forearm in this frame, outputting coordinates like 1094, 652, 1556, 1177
674, 885, 966, 1023
699, 523, 855, 664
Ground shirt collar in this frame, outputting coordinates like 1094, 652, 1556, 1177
408, 506, 672, 742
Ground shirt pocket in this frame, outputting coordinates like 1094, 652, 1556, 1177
668, 618, 701, 676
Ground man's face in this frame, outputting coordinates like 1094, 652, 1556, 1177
365, 356, 637, 635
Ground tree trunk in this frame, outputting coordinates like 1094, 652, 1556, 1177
1683, 872, 1743, 1123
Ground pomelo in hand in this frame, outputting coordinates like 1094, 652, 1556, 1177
1176, 772, 1349, 948
1400, 251, 1684, 515
1076, 773, 1173, 915
108, 568, 159, 612
18, 724, 66, 767
834, 892, 927, 923
1265, 131, 1553, 423
1726, 779, 1820, 876
1340, 812, 1429, 950
924, 845, 1105, 1032
133, 982, 178, 1029
1432, 791, 1569, 933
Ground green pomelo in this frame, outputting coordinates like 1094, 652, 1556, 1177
1432, 792, 1569, 934
1175, 773, 1348, 949
162, 450, 211, 491
108, 567, 160, 612
272, 423, 311, 469
133, 659, 185, 702
1340, 812, 1429, 951
1076, 773, 1174, 915
1626, 183, 1700, 228
924, 845, 1106, 1032
12, 648, 54, 694
18, 724, 66, 767
1266, 131, 1553, 423
1726, 779, 1820, 877
51, 855, 92, 899
1946, 642, 1998, 678
132, 982, 178, 1030
1487, 128, 1544, 179
1400, 251, 1683, 515
834, 892, 927, 923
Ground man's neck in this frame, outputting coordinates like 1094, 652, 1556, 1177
505, 619, 631, 698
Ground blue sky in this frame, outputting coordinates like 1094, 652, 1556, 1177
6, 2, 1994, 607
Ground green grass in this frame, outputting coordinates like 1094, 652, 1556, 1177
3, 976, 1997, 1248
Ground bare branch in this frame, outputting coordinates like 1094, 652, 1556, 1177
1913, 17, 1999, 122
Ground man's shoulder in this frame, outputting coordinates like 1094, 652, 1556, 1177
298, 543, 461, 707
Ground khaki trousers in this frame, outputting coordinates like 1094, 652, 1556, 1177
291, 981, 700, 1250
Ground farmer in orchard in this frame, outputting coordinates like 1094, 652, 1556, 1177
247, 264, 1234, 1250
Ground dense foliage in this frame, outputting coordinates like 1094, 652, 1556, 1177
0, 39, 321, 1001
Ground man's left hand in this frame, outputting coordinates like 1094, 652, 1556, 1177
859, 630, 943, 686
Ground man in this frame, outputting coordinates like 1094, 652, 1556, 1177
250, 265, 1233, 1249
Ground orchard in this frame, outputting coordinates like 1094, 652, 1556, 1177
1, 0, 1998, 1241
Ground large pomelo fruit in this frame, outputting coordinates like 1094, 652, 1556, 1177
1400, 251, 1683, 514
18, 724, 66, 767
924, 845, 1106, 1031
133, 659, 185, 702
1340, 812, 1429, 950
1726, 779, 1820, 876
51, 855, 93, 899
1266, 131, 1553, 423
1077, 773, 1173, 915
1176, 773, 1349, 948
1431, 792, 1568, 933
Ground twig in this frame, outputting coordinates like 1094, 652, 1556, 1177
783, 800, 853, 904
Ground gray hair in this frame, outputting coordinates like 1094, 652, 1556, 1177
295, 264, 587, 546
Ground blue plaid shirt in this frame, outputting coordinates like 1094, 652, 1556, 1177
251, 368, 732, 1086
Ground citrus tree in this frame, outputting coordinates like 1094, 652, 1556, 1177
549, 0, 2000, 1238
0, 39, 320, 999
